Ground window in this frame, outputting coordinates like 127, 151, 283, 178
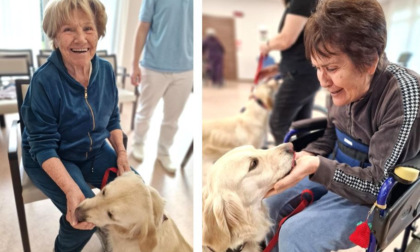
385, 0, 420, 72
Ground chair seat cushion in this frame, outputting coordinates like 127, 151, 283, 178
118, 87, 136, 103
21, 166, 48, 204
0, 99, 18, 114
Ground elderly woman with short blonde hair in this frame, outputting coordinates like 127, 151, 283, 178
21, 0, 131, 250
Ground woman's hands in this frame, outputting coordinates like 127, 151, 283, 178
116, 150, 131, 176
66, 188, 95, 230
265, 151, 320, 198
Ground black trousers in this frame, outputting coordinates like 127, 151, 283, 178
269, 71, 320, 145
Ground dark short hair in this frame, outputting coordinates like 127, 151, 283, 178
43, 0, 107, 49
304, 0, 387, 72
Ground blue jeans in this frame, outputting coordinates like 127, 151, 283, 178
263, 177, 370, 252
23, 142, 132, 252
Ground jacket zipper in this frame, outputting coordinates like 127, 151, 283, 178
85, 88, 95, 159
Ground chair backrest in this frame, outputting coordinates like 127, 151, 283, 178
96, 50, 108, 56
15, 79, 30, 133
0, 55, 31, 78
37, 54, 49, 68
39, 49, 53, 56
0, 49, 33, 69
100, 54, 118, 77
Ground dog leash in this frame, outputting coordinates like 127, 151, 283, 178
263, 189, 316, 252
253, 54, 265, 85
101, 167, 118, 189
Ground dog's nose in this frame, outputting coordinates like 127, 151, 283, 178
285, 142, 294, 153
75, 207, 86, 222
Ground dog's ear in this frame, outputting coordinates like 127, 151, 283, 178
137, 223, 158, 252
148, 186, 165, 227
203, 194, 231, 249
203, 192, 252, 250
266, 97, 273, 110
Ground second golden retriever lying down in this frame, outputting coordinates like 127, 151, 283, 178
202, 143, 295, 252
202, 79, 280, 161
75, 171, 192, 252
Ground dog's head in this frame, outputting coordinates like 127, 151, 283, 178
202, 143, 295, 252
251, 79, 280, 110
75, 171, 165, 251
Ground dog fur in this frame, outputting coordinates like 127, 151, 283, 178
202, 79, 280, 161
75, 171, 192, 252
202, 143, 295, 252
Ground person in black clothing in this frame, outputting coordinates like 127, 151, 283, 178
259, 0, 320, 145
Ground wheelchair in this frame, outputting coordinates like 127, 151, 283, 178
284, 117, 420, 252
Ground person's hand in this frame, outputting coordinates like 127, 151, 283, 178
265, 154, 319, 198
130, 65, 141, 86
66, 189, 95, 230
260, 41, 271, 56
116, 150, 131, 176
258, 65, 279, 81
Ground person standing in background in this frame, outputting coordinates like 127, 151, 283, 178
259, 0, 319, 145
202, 28, 225, 87
130, 0, 193, 174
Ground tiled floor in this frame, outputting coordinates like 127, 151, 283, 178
202, 80, 411, 252
0, 93, 194, 252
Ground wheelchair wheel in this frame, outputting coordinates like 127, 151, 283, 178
406, 236, 420, 252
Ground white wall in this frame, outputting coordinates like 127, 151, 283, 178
114, 0, 142, 72
203, 0, 284, 80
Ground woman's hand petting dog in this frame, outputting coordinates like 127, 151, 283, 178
116, 150, 131, 176
265, 151, 320, 198
66, 188, 95, 230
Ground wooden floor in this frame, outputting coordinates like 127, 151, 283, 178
0, 94, 194, 252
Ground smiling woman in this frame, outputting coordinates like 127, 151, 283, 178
20, 0, 133, 251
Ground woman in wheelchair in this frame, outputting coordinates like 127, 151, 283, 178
263, 0, 420, 251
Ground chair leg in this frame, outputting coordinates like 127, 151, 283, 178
131, 100, 138, 131
0, 115, 5, 128
10, 174, 31, 251
15, 197, 31, 252
181, 141, 193, 169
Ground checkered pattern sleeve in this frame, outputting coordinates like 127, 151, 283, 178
332, 64, 420, 198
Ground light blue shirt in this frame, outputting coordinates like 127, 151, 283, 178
139, 0, 193, 72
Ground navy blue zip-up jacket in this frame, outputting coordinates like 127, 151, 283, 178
21, 50, 121, 166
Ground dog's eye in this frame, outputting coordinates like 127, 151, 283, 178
102, 189, 106, 196
249, 158, 258, 172
107, 211, 113, 220
206, 246, 216, 252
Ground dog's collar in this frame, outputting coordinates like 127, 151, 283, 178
226, 242, 246, 252
249, 94, 268, 110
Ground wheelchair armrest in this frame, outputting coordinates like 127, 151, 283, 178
285, 118, 327, 151
290, 117, 327, 131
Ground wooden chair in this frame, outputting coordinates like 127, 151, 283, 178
0, 55, 31, 127
7, 79, 128, 251
36, 54, 49, 68
0, 49, 34, 75
101, 54, 139, 130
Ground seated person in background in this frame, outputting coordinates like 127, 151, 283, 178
21, 0, 130, 250
264, 0, 420, 251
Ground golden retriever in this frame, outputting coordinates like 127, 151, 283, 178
202, 143, 295, 252
75, 171, 192, 252
202, 79, 280, 161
